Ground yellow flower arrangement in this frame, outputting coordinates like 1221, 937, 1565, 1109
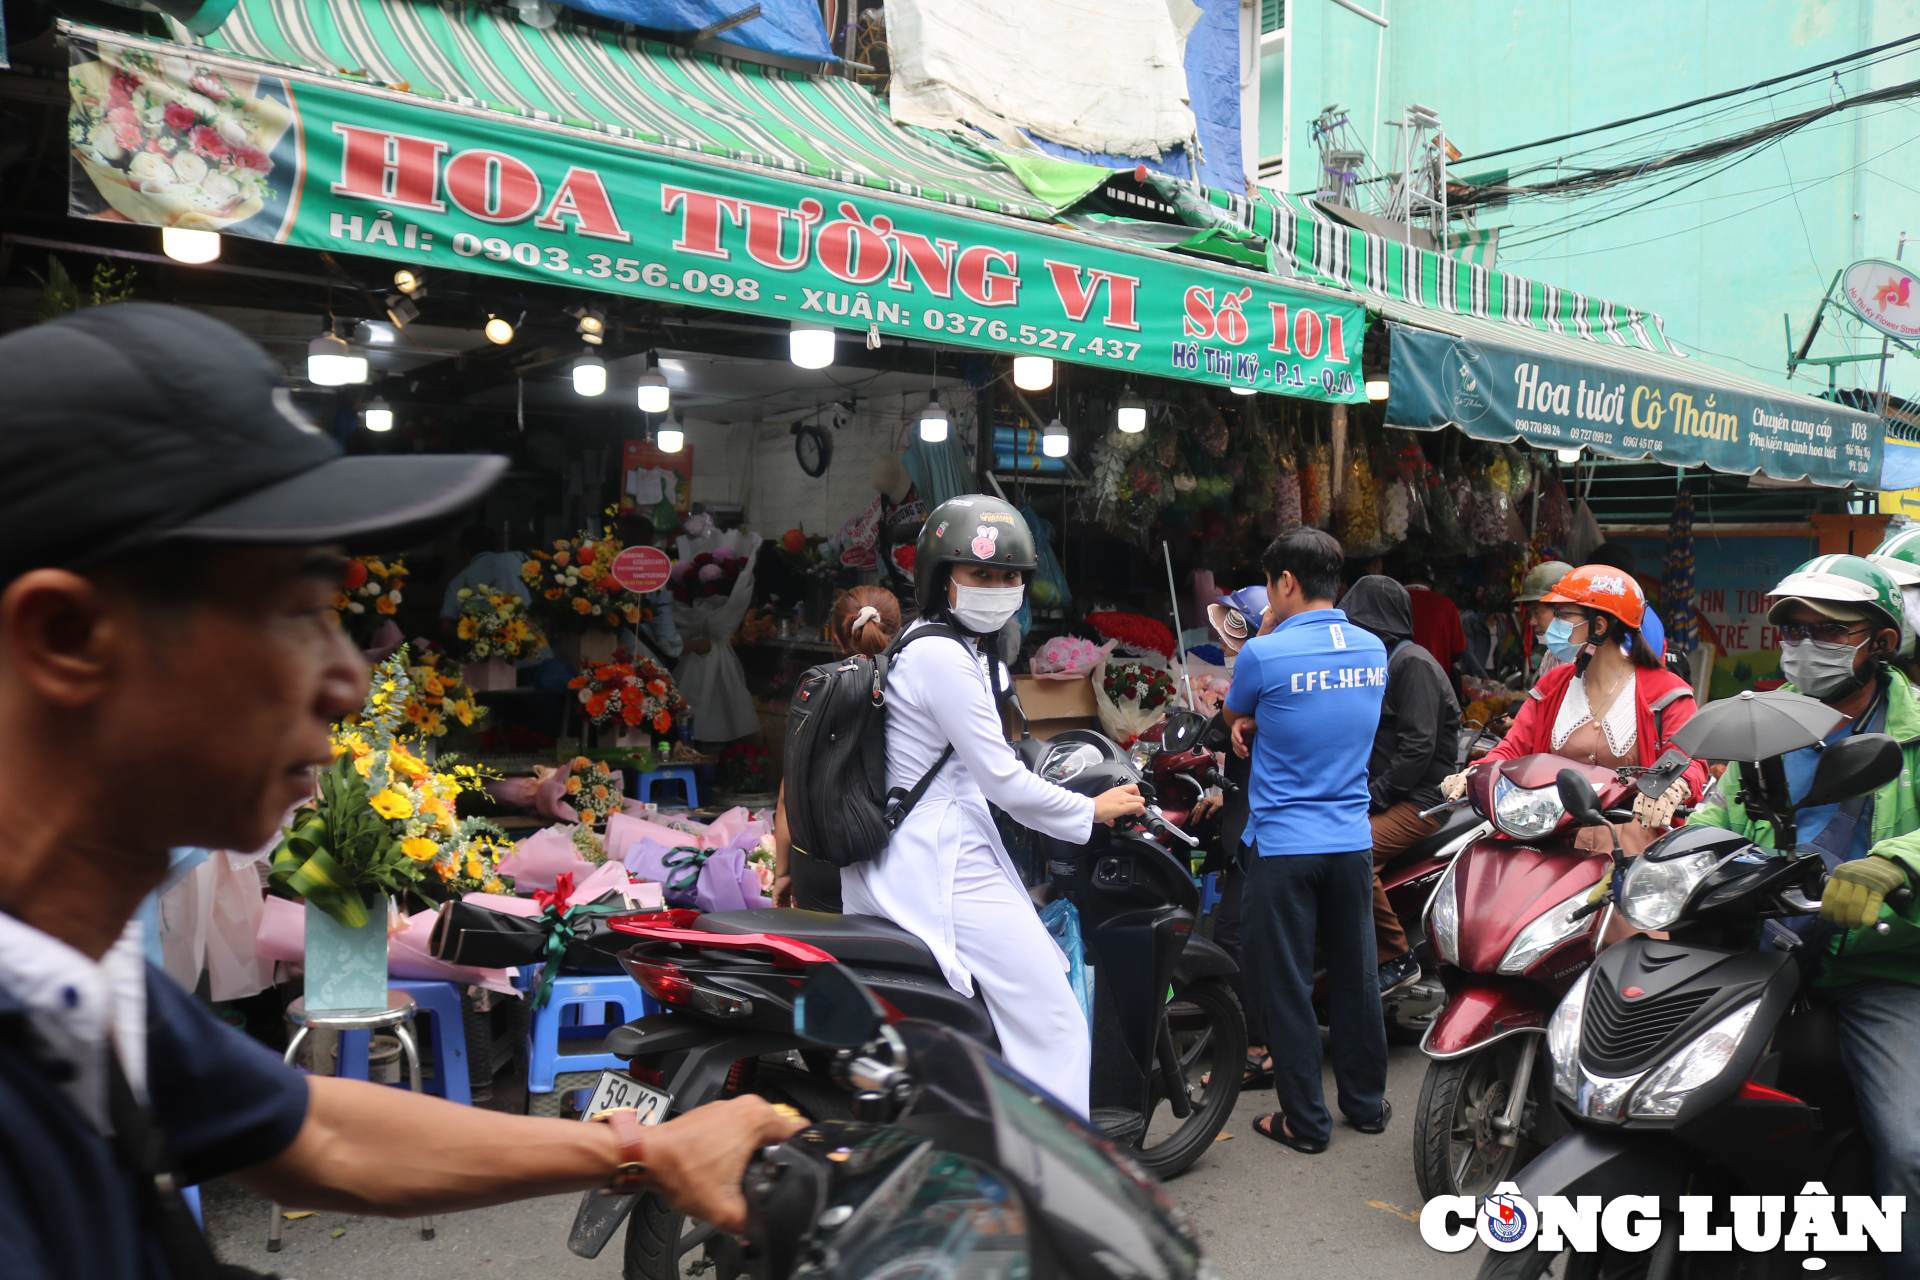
563, 756, 621, 828
454, 589, 547, 663
272, 649, 511, 925
519, 523, 648, 634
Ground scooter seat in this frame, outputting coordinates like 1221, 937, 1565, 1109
695, 909, 943, 973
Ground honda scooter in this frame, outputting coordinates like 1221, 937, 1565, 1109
580, 724, 1244, 1279
1481, 733, 1911, 1280
572, 963, 1212, 1280
1412, 750, 1691, 1200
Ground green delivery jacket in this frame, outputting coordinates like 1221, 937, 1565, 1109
1689, 669, 1920, 988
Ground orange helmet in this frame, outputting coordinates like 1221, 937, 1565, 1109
1540, 564, 1646, 629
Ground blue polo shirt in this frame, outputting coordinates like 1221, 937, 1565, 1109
1226, 608, 1387, 856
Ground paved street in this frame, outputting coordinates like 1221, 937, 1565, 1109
205, 1041, 1477, 1280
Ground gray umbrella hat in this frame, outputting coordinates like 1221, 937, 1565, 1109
1670, 690, 1848, 763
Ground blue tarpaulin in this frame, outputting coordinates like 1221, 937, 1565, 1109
553, 0, 835, 62
1024, 0, 1243, 194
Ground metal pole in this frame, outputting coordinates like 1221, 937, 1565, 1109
1875, 233, 1910, 415
1162, 541, 1196, 708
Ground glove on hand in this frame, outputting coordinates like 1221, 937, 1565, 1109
1632, 779, 1690, 830
1819, 856, 1910, 931
1441, 771, 1471, 802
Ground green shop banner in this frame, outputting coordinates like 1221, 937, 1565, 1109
66, 34, 1367, 403
1386, 323, 1883, 489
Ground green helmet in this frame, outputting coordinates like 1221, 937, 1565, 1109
1515, 560, 1573, 604
1867, 525, 1920, 588
1765, 554, 1907, 643
913, 494, 1038, 613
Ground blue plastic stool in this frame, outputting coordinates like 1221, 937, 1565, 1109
633, 766, 699, 809
337, 980, 472, 1104
181, 1185, 202, 1228
526, 972, 656, 1097
1197, 872, 1223, 918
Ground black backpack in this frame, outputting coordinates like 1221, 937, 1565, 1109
783, 622, 970, 868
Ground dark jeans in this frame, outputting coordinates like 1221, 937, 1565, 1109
1245, 849, 1387, 1144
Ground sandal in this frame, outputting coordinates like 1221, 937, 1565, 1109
1349, 1099, 1392, 1136
1251, 1111, 1326, 1155
1201, 1052, 1273, 1091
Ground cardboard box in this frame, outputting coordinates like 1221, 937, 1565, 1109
1008, 674, 1099, 741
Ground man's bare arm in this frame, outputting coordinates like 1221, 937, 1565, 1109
238, 1079, 802, 1231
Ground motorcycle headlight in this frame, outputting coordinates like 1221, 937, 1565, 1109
1628, 998, 1763, 1119
1041, 742, 1103, 784
1548, 968, 1592, 1100
1128, 739, 1159, 774
1492, 775, 1565, 840
1619, 849, 1724, 932
1497, 882, 1604, 975
1428, 856, 1461, 967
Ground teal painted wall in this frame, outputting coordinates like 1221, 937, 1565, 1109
1263, 0, 1920, 399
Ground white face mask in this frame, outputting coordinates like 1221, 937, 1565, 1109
950, 583, 1024, 634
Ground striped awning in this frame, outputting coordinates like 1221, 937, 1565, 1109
168, 0, 1056, 219
1201, 187, 1678, 355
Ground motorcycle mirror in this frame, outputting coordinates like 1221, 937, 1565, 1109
1556, 769, 1606, 826
1005, 690, 1032, 741
1798, 732, 1903, 812
1162, 710, 1206, 755
794, 963, 889, 1049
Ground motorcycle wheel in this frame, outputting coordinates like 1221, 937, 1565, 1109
1133, 978, 1246, 1182
1413, 1039, 1541, 1201
624, 1193, 737, 1280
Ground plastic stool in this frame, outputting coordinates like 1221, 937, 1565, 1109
526, 973, 655, 1104
633, 766, 698, 809
1197, 872, 1223, 918
182, 1185, 202, 1228
338, 980, 472, 1105
272, 993, 434, 1250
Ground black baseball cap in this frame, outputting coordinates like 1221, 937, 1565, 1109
0, 303, 506, 582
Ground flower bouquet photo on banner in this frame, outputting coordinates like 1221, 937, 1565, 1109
568, 649, 688, 750
453, 586, 545, 691
270, 650, 496, 1011
67, 39, 298, 238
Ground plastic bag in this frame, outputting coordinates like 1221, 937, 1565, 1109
1337, 446, 1382, 552
1040, 898, 1095, 1030
1021, 504, 1072, 612
1301, 440, 1334, 529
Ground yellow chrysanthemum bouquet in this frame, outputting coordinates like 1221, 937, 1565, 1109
453, 587, 547, 663
272, 650, 505, 926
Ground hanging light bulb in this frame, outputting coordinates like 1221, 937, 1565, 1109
1365, 374, 1391, 402
636, 359, 671, 414
1116, 389, 1147, 434
161, 227, 220, 264
656, 414, 686, 454
307, 330, 354, 386
789, 321, 835, 370
919, 392, 950, 444
338, 345, 368, 385
1041, 416, 1070, 459
1555, 445, 1582, 464
393, 268, 423, 294
363, 398, 394, 432
1012, 355, 1054, 391
574, 307, 606, 345
484, 313, 515, 345
572, 351, 607, 397
1231, 384, 1257, 396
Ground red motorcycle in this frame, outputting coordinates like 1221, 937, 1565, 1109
1411, 751, 1690, 1200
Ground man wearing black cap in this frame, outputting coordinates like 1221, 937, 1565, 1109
0, 304, 800, 1278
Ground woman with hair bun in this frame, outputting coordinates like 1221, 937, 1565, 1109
770, 587, 903, 911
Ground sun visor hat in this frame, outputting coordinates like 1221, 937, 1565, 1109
0, 304, 505, 582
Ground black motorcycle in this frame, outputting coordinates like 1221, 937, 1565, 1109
1481, 730, 1911, 1280
580, 962, 1214, 1280
574, 725, 1244, 1279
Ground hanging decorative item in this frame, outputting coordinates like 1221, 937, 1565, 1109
1301, 433, 1334, 530
1536, 466, 1574, 547
1196, 407, 1231, 458
1336, 430, 1382, 553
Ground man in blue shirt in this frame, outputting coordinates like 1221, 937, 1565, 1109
0, 305, 800, 1278
1224, 528, 1390, 1155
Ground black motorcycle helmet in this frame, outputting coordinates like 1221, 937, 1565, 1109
912, 495, 1038, 615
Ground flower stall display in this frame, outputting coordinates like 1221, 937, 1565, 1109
1029, 635, 1113, 680
453, 587, 545, 690
1087, 610, 1176, 662
520, 526, 646, 635
1092, 658, 1178, 745
271, 652, 498, 1011
561, 756, 622, 828
717, 741, 774, 796
568, 650, 689, 746
331, 555, 407, 646
399, 649, 487, 740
